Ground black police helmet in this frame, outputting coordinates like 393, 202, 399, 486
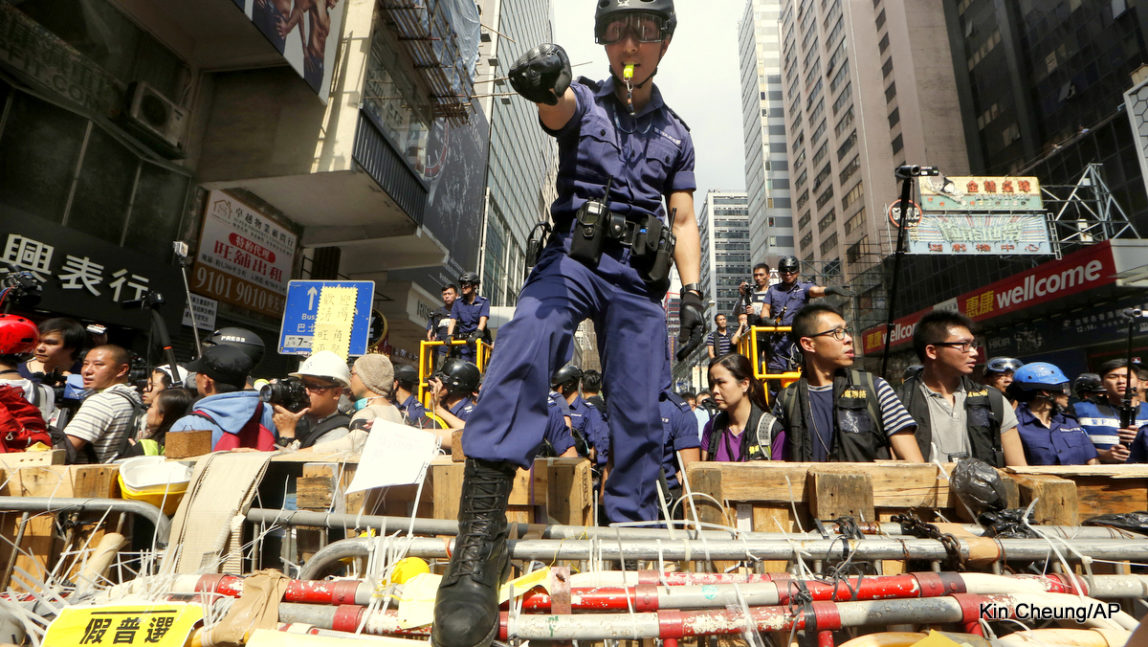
459, 271, 480, 287
552, 364, 583, 389
594, 0, 677, 40
204, 327, 265, 365
1073, 372, 1105, 399
393, 363, 419, 387
778, 255, 800, 273
440, 358, 481, 394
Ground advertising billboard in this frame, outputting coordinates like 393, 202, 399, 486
231, 0, 347, 102
906, 213, 1053, 255
919, 176, 1044, 212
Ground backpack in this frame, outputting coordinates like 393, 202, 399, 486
49, 389, 145, 464
0, 385, 51, 452
191, 401, 277, 452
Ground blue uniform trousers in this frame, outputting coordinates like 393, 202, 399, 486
460, 235, 666, 523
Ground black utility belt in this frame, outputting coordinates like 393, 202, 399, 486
567, 201, 675, 288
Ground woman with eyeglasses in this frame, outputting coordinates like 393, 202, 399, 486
1008, 362, 1098, 465
700, 354, 781, 462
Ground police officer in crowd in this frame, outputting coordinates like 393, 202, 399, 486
427, 358, 480, 436
580, 369, 606, 416
393, 363, 431, 428
757, 256, 848, 373
434, 0, 705, 643
773, 305, 923, 462
981, 357, 1023, 408
446, 273, 490, 363
553, 365, 609, 465
1073, 359, 1148, 463
657, 388, 700, 514
895, 311, 1025, 467
428, 284, 459, 359
1009, 362, 1098, 465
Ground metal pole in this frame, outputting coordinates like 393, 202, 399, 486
880, 175, 914, 378
0, 497, 170, 545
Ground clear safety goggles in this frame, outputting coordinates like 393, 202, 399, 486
595, 13, 668, 44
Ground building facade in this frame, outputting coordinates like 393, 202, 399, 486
698, 191, 752, 319
738, 0, 794, 267
474, 0, 557, 309
778, 0, 969, 283
0, 0, 491, 369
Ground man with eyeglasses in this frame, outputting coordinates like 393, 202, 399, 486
446, 272, 489, 364
894, 311, 1025, 467
760, 256, 848, 373
774, 305, 922, 462
434, 2, 704, 645
271, 350, 352, 449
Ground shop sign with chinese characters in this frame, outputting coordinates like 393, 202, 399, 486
919, 176, 1044, 212
193, 190, 297, 318
0, 217, 183, 330
44, 602, 202, 645
906, 212, 1053, 255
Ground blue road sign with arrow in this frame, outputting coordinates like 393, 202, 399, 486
278, 280, 375, 356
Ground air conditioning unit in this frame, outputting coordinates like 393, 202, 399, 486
125, 82, 187, 152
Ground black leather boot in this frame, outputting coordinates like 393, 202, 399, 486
432, 458, 516, 647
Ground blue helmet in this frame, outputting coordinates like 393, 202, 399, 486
1013, 362, 1069, 390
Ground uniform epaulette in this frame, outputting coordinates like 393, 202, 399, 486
577, 76, 601, 92
663, 391, 690, 411
665, 106, 691, 132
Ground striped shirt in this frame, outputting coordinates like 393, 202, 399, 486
1072, 400, 1148, 450
64, 383, 141, 463
874, 377, 918, 436
707, 329, 734, 356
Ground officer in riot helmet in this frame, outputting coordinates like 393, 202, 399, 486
759, 256, 849, 373
982, 357, 1023, 407
433, 0, 704, 644
427, 358, 480, 430
1010, 362, 1097, 465
203, 327, 265, 367
446, 272, 489, 363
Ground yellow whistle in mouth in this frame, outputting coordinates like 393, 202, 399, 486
624, 64, 635, 81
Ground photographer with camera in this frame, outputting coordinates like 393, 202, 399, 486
169, 345, 278, 451
445, 273, 489, 363
268, 351, 353, 449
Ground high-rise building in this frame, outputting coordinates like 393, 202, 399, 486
778, 0, 969, 281
698, 191, 752, 318
738, 0, 794, 267
474, 0, 558, 308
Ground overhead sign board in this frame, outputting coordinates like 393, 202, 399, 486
278, 280, 375, 357
906, 213, 1053, 255
919, 176, 1044, 212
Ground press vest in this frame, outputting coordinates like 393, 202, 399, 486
896, 375, 1005, 467
778, 369, 888, 462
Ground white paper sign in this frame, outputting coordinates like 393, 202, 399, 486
346, 421, 439, 493
182, 293, 218, 331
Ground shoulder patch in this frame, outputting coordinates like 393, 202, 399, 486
576, 76, 601, 92
665, 106, 691, 132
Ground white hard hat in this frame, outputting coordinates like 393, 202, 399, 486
290, 350, 351, 387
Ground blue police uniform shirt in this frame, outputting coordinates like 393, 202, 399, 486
569, 395, 609, 467
1072, 400, 1148, 451
449, 397, 476, 422
544, 77, 696, 227
660, 396, 701, 490
1015, 403, 1098, 465
543, 395, 575, 456
764, 281, 815, 325
1126, 426, 1148, 463
398, 393, 428, 426
450, 295, 490, 334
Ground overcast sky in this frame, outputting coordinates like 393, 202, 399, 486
551, 2, 749, 219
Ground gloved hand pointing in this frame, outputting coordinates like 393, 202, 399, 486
509, 43, 572, 106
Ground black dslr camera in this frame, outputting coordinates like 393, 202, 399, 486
259, 376, 309, 412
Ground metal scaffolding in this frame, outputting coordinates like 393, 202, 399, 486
1042, 163, 1140, 257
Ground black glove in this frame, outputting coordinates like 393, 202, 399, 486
509, 43, 572, 106
467, 330, 482, 344
676, 291, 707, 361
825, 286, 853, 298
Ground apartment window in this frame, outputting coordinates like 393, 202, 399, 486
834, 107, 854, 138
888, 107, 900, 128
820, 232, 839, 255
845, 209, 864, 235
818, 209, 836, 232
833, 82, 852, 114
798, 211, 812, 230
891, 134, 904, 154
811, 142, 828, 167
875, 9, 886, 30
841, 181, 865, 210
885, 82, 897, 103
881, 58, 893, 78
839, 156, 860, 184
815, 186, 835, 210
811, 119, 827, 144
836, 130, 857, 160
814, 163, 832, 189
830, 60, 850, 93
878, 33, 889, 53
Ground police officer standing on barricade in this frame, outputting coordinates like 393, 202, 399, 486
759, 256, 849, 373
446, 273, 489, 363
431, 2, 705, 645
895, 311, 1026, 467
427, 284, 458, 360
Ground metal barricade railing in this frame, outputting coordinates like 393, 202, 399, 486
735, 325, 802, 397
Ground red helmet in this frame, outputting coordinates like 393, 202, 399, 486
0, 314, 38, 355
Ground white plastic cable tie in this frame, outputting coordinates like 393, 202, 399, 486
783, 474, 805, 533
1020, 499, 1090, 597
